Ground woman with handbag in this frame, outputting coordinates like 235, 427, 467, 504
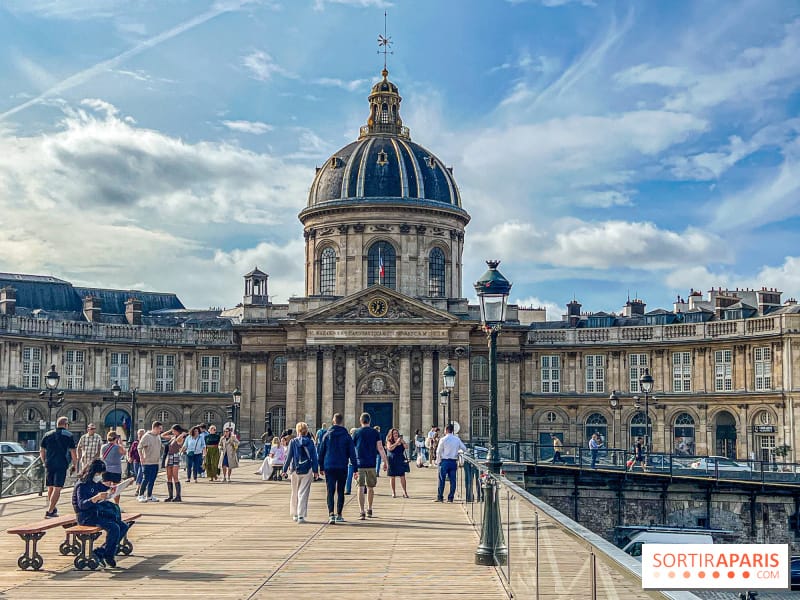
100, 432, 126, 504
183, 426, 206, 483
282, 422, 319, 523
218, 427, 240, 482
71, 458, 129, 568
385, 428, 409, 498
163, 425, 187, 502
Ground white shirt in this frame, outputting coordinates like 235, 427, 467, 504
435, 433, 466, 462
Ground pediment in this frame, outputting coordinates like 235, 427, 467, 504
298, 286, 458, 323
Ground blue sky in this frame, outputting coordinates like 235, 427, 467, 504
0, 0, 799, 319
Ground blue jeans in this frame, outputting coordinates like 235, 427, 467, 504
437, 459, 457, 501
82, 515, 129, 558
133, 462, 143, 484
143, 464, 158, 497
375, 454, 382, 476
187, 454, 203, 480
591, 449, 598, 469
325, 468, 347, 515
345, 463, 354, 494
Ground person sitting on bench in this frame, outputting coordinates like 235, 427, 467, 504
71, 459, 129, 568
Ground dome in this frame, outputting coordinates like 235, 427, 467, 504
305, 69, 463, 210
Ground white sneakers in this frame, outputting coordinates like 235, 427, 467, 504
292, 515, 298, 522
137, 495, 146, 502
297, 516, 305, 524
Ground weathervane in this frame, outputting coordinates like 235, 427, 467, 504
377, 11, 393, 72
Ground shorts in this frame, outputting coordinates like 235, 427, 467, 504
104, 471, 122, 483
46, 467, 67, 488
166, 453, 181, 467
357, 469, 378, 488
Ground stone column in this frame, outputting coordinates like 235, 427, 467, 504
509, 354, 521, 439
321, 347, 334, 425
285, 351, 300, 429
399, 348, 411, 437
304, 350, 318, 429
457, 349, 471, 439
422, 349, 434, 433
344, 349, 357, 429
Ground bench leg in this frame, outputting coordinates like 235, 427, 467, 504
60, 532, 81, 556
16, 532, 45, 571
73, 532, 103, 571
117, 524, 134, 556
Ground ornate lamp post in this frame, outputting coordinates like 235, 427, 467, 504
232, 388, 242, 432
640, 368, 654, 453
609, 390, 620, 463
39, 365, 64, 430
441, 362, 456, 429
474, 260, 511, 566
111, 381, 137, 437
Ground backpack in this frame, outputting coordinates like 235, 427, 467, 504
295, 440, 312, 475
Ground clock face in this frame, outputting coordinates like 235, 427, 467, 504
367, 296, 389, 317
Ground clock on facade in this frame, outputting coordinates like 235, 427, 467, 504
367, 296, 389, 317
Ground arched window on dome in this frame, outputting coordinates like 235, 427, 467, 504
380, 103, 390, 124
367, 241, 396, 289
428, 247, 446, 297
319, 247, 336, 295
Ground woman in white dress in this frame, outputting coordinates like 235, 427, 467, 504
258, 436, 288, 480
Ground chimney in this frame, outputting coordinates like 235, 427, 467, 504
566, 299, 582, 327
82, 295, 102, 323
125, 297, 143, 325
624, 298, 646, 317
0, 286, 16, 316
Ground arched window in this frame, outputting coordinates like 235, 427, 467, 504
471, 406, 489, 439
269, 406, 286, 436
428, 247, 446, 297
471, 356, 488, 382
272, 356, 287, 382
319, 247, 336, 295
367, 241, 396, 288
203, 410, 217, 426
157, 409, 171, 424
584, 413, 608, 444
630, 412, 652, 447
673, 412, 695, 455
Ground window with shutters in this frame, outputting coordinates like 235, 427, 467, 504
585, 355, 605, 393
714, 349, 733, 391
541, 355, 560, 393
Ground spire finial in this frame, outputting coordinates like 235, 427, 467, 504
377, 11, 393, 76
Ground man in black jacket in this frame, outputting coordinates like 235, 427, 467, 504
318, 413, 358, 524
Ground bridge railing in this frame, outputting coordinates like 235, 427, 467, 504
460, 454, 701, 600
0, 453, 79, 498
469, 440, 800, 485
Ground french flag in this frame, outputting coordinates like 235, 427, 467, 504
379, 252, 385, 282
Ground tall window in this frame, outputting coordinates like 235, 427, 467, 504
269, 406, 286, 436
203, 410, 217, 425
155, 354, 176, 392
541, 355, 560, 393
585, 355, 605, 393
157, 409, 171, 423
471, 356, 488, 382
64, 350, 85, 390
272, 356, 287, 382
673, 412, 695, 455
428, 247, 446, 297
471, 406, 489, 439
754, 347, 772, 391
200, 356, 221, 393
629, 353, 648, 392
110, 352, 129, 391
584, 413, 608, 444
319, 247, 336, 295
672, 352, 691, 392
22, 346, 42, 388
367, 241, 396, 288
714, 349, 733, 391
630, 412, 651, 444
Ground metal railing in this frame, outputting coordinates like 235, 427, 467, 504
0, 452, 80, 499
460, 454, 701, 600
469, 441, 800, 486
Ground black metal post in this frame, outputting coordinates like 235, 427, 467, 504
446, 390, 451, 429
131, 389, 137, 435
644, 390, 650, 454
475, 327, 507, 566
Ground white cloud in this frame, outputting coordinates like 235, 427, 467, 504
614, 64, 689, 88
313, 0, 392, 9
756, 257, 800, 300
2, 0, 127, 20
213, 239, 306, 301
222, 120, 273, 135
514, 296, 563, 321
313, 77, 369, 92
575, 190, 633, 208
241, 50, 296, 81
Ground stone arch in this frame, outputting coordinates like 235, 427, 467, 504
62, 404, 89, 427
365, 238, 398, 288
145, 406, 179, 426
14, 403, 45, 423
356, 372, 399, 397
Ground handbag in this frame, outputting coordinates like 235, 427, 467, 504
97, 500, 121, 521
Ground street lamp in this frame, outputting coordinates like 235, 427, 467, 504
473, 259, 511, 567
39, 364, 64, 432
232, 388, 242, 431
441, 362, 456, 429
639, 368, 654, 454
609, 390, 620, 463
111, 381, 137, 438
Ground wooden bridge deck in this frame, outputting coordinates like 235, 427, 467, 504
0, 462, 506, 599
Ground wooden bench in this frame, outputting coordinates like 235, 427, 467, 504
64, 513, 141, 570
7, 514, 78, 570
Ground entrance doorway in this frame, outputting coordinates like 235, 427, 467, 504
715, 411, 737, 458
539, 432, 563, 460
363, 402, 393, 443
104, 409, 131, 439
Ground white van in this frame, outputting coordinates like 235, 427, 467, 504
622, 531, 713, 558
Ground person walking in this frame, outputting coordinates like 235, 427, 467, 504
414, 429, 427, 467
204, 425, 221, 481
183, 426, 206, 483
385, 428, 410, 498
373, 425, 382, 476
163, 425, 186, 502
39, 416, 77, 518
127, 429, 145, 489
317, 413, 358, 524
315, 422, 327, 452
551, 434, 563, 463
352, 413, 387, 520
282, 422, 319, 524
345, 428, 358, 495
589, 433, 601, 469
100, 431, 125, 503
219, 427, 240, 482
629, 437, 646, 472
435, 423, 466, 503
76, 423, 103, 473
136, 421, 163, 502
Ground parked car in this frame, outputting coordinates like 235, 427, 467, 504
690, 456, 752, 473
0, 442, 36, 467
791, 555, 800, 590
622, 531, 713, 559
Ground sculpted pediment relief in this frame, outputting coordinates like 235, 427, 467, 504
299, 286, 457, 323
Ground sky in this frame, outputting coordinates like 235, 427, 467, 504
0, 0, 799, 320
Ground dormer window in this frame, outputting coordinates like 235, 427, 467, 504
376, 150, 388, 166
425, 156, 436, 168
330, 156, 341, 168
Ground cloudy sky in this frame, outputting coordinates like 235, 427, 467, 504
0, 0, 799, 319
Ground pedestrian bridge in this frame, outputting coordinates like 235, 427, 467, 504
0, 460, 699, 599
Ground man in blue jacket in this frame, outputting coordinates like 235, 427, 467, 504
317, 413, 358, 524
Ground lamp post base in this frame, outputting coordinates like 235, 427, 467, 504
475, 477, 507, 566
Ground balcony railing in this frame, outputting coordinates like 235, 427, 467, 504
528, 315, 786, 346
0, 315, 235, 346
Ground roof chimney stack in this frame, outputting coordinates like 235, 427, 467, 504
125, 297, 143, 325
0, 286, 16, 316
